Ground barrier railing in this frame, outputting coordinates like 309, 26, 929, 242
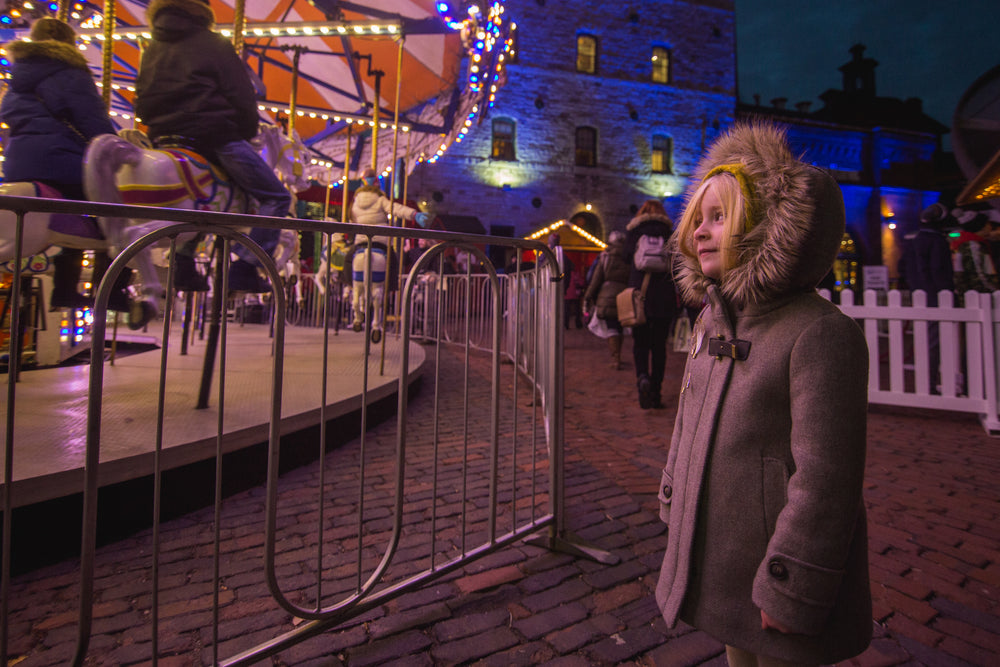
0, 194, 615, 666
820, 288, 1000, 434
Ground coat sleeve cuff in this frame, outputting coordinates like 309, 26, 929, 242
751, 551, 845, 635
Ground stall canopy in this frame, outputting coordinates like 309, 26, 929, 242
0, 0, 516, 186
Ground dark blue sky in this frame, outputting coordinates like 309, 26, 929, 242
735, 0, 1000, 137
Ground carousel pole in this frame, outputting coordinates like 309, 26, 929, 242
100, 0, 115, 109
382, 36, 405, 360
288, 49, 301, 136
56, 1, 69, 22
335, 124, 352, 333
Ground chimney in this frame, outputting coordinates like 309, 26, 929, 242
795, 101, 812, 113
770, 97, 787, 110
753, 93, 761, 106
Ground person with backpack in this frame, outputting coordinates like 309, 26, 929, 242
584, 230, 630, 369
624, 200, 677, 409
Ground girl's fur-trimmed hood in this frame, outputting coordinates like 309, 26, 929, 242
672, 122, 845, 308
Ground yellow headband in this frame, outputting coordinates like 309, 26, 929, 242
703, 163, 759, 232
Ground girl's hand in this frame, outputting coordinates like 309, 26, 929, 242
760, 609, 795, 634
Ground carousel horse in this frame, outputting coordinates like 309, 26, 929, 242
81, 122, 305, 324
348, 235, 394, 343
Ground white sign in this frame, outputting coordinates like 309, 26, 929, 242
862, 265, 890, 291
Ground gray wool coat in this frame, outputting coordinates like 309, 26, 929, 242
656, 123, 872, 664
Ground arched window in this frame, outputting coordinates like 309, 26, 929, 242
576, 34, 597, 74
491, 118, 516, 161
651, 46, 671, 83
575, 126, 597, 167
652, 134, 673, 174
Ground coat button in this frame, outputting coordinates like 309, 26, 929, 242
768, 558, 788, 580
662, 484, 672, 499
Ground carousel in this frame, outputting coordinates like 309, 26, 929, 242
0, 0, 517, 362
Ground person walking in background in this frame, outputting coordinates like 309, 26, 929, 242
0, 17, 128, 311
564, 268, 585, 329
584, 230, 630, 369
657, 122, 871, 666
903, 202, 955, 391
624, 200, 676, 408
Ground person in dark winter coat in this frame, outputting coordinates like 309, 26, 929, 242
624, 200, 677, 408
135, 0, 292, 291
657, 122, 871, 666
903, 203, 956, 389
584, 230, 630, 369
1, 17, 123, 310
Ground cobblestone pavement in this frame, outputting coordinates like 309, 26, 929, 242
8, 328, 1000, 666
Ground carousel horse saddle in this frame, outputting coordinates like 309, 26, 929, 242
34, 182, 104, 240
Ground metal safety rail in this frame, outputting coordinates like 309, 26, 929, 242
0, 194, 615, 666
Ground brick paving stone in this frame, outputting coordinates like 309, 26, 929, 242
367, 601, 451, 639
513, 601, 589, 639
430, 626, 520, 664
640, 628, 725, 667
898, 635, 977, 667
434, 608, 510, 642
586, 624, 669, 663
931, 596, 1000, 635
471, 639, 555, 666
546, 619, 602, 654
344, 629, 434, 667
537, 655, 594, 667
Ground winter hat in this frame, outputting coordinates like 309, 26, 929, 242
360, 167, 377, 180
673, 121, 845, 307
30, 18, 76, 44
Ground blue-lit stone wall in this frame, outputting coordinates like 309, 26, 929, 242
408, 0, 737, 240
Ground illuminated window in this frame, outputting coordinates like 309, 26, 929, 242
651, 46, 671, 83
575, 126, 597, 167
576, 34, 597, 74
652, 134, 673, 174
491, 118, 516, 161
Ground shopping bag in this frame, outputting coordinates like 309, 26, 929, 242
587, 312, 615, 338
616, 287, 645, 327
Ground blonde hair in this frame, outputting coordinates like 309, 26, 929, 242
675, 173, 747, 277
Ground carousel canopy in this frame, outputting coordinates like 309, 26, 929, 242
0, 0, 515, 187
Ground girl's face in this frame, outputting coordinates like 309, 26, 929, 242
693, 181, 727, 280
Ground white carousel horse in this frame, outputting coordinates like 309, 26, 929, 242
0, 181, 109, 264
81, 123, 304, 322
349, 236, 392, 343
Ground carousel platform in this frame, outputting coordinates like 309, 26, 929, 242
0, 321, 426, 510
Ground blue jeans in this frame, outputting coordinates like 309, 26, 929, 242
214, 139, 292, 264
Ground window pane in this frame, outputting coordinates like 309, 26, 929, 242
492, 119, 516, 161
577, 35, 596, 73
651, 47, 670, 83
652, 134, 672, 173
575, 127, 596, 167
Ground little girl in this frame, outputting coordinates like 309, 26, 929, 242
656, 123, 872, 666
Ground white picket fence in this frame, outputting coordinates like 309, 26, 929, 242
819, 288, 1000, 435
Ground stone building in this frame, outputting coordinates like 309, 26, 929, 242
407, 0, 737, 250
739, 44, 953, 288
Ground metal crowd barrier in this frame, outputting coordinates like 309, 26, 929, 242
0, 194, 615, 666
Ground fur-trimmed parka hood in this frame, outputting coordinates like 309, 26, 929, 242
627, 212, 672, 233
147, 0, 215, 40
6, 39, 89, 92
672, 122, 845, 308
